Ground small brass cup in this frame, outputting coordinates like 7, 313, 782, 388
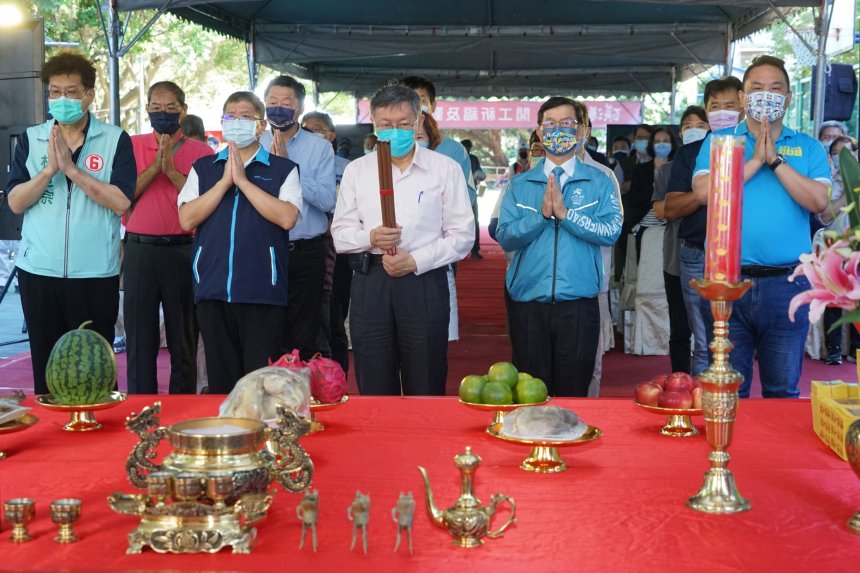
49, 498, 82, 543
4, 498, 35, 542
173, 472, 204, 502
205, 472, 234, 511
147, 471, 176, 507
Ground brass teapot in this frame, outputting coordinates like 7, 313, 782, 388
417, 446, 516, 548
124, 402, 313, 505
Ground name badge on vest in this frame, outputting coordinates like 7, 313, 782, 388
85, 153, 105, 172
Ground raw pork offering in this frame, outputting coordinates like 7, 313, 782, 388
500, 405, 588, 440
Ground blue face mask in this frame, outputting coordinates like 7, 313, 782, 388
653, 142, 672, 158
149, 111, 181, 135
417, 140, 430, 148
265, 106, 296, 131
49, 97, 85, 125
632, 139, 649, 154
376, 128, 415, 158
222, 119, 259, 148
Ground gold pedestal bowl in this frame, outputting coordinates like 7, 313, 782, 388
633, 401, 703, 437
0, 414, 40, 460
486, 422, 602, 473
36, 391, 127, 431
307, 395, 349, 432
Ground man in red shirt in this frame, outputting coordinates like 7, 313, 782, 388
125, 81, 213, 394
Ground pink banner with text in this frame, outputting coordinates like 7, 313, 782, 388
357, 100, 642, 129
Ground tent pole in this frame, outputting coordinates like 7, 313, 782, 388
812, 0, 834, 137
725, 22, 733, 76
107, 1, 121, 126
669, 65, 677, 125
247, 23, 258, 91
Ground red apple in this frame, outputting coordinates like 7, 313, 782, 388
650, 375, 668, 390
665, 373, 694, 393
634, 383, 662, 406
691, 387, 703, 409
658, 389, 693, 409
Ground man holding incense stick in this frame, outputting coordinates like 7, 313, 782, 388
332, 84, 474, 395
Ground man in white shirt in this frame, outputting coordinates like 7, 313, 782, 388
332, 84, 474, 395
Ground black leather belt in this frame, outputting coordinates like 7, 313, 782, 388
741, 265, 795, 278
126, 232, 193, 246
289, 235, 325, 251
682, 240, 704, 251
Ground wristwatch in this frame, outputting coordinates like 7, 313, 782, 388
768, 154, 786, 171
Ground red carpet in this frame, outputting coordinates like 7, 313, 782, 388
0, 227, 854, 398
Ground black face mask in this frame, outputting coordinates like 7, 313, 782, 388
518, 151, 528, 160
612, 150, 629, 161
149, 111, 181, 135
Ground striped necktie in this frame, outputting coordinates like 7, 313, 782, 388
551, 166, 565, 189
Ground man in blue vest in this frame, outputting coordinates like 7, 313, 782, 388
178, 91, 302, 394
7, 50, 135, 394
497, 97, 622, 397
692, 55, 831, 398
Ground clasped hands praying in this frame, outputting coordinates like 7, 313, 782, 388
370, 225, 417, 277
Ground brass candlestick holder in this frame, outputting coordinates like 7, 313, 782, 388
4, 498, 35, 542
686, 279, 752, 514
50, 498, 82, 543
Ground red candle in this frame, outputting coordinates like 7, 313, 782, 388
704, 135, 745, 284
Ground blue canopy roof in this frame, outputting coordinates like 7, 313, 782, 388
116, 0, 818, 96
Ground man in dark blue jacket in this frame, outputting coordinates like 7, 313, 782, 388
497, 97, 622, 396
178, 91, 302, 393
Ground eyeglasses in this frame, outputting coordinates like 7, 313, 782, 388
148, 104, 183, 114
222, 113, 262, 122
375, 119, 418, 131
48, 86, 87, 99
540, 118, 578, 130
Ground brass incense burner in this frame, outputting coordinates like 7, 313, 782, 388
111, 402, 313, 554
417, 447, 516, 548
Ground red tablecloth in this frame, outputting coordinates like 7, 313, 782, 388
0, 396, 857, 572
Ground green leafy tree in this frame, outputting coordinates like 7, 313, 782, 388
28, 0, 248, 133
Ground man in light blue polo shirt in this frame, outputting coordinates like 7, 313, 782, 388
261, 76, 337, 361
692, 55, 831, 398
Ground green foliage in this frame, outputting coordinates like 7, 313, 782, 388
29, 0, 248, 133
841, 147, 860, 231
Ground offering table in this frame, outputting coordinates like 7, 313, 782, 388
0, 395, 856, 571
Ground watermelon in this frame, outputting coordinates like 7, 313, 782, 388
45, 321, 117, 405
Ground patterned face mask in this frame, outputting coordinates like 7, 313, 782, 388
745, 91, 786, 122
541, 127, 577, 156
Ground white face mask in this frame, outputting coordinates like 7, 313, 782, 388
820, 138, 835, 151
363, 147, 374, 155
706, 110, 741, 131
420, 105, 430, 114
682, 128, 708, 145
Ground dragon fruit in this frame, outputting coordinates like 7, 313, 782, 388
307, 354, 347, 404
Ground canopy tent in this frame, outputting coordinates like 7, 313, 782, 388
115, 0, 823, 98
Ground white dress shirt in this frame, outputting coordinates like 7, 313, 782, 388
331, 145, 475, 275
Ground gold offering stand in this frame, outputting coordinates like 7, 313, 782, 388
308, 395, 349, 432
459, 398, 550, 427
486, 422, 603, 473
845, 419, 860, 534
686, 279, 752, 514
112, 402, 314, 553
108, 475, 274, 554
0, 414, 39, 460
36, 391, 126, 431
633, 401, 703, 437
